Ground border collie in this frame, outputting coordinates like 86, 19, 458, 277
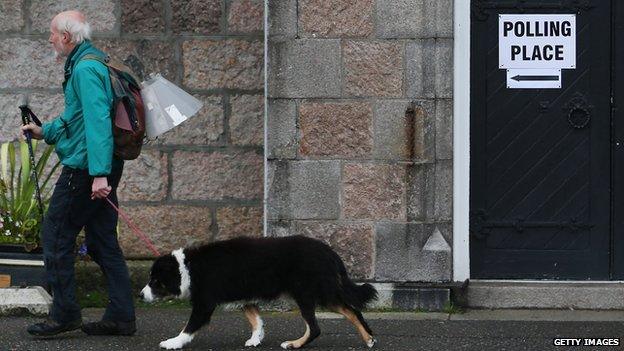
140, 235, 378, 350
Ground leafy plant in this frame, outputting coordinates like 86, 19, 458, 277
0, 140, 60, 250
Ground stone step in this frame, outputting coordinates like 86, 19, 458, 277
0, 286, 51, 316
460, 280, 624, 310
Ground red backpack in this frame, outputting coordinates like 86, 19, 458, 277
81, 54, 145, 160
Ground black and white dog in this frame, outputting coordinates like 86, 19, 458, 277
140, 235, 378, 350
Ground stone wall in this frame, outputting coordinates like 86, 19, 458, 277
267, 0, 454, 281
0, 0, 264, 257
0, 0, 455, 284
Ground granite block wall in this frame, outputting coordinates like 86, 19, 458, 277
266, 0, 454, 281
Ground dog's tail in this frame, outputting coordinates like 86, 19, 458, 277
342, 281, 378, 310
336, 257, 377, 310
322, 240, 378, 310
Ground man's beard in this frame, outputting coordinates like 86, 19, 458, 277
52, 46, 66, 63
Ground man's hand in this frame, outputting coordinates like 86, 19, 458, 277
91, 177, 111, 200
21, 123, 43, 140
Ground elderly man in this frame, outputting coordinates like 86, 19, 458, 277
23, 11, 136, 337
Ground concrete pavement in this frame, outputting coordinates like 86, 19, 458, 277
1, 308, 623, 350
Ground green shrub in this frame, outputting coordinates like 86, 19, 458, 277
0, 140, 60, 250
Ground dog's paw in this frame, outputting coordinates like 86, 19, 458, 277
245, 328, 264, 347
160, 338, 185, 350
245, 338, 262, 347
281, 341, 305, 349
159, 333, 193, 349
366, 337, 377, 348
159, 339, 182, 350
280, 341, 295, 349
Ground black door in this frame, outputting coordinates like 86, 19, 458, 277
613, 1, 624, 280
470, 1, 611, 279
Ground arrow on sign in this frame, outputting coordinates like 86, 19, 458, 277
507, 69, 561, 89
511, 75, 559, 81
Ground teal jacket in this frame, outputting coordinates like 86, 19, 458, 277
42, 40, 119, 176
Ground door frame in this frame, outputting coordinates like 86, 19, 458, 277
453, 0, 471, 282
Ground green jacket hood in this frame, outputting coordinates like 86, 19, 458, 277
63, 40, 107, 83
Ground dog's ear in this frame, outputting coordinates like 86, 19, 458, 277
160, 254, 183, 295
148, 254, 182, 297
153, 254, 178, 273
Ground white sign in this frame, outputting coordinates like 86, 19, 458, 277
506, 68, 561, 89
499, 14, 576, 69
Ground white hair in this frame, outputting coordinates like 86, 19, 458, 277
54, 15, 92, 44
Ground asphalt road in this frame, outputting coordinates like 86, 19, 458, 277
1, 308, 623, 350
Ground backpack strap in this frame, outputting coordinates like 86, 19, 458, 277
80, 54, 110, 66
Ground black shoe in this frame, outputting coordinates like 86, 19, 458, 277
27, 318, 82, 336
81, 320, 136, 336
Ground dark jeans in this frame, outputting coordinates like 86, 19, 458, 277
42, 163, 135, 324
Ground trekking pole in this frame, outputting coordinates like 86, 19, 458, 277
18, 97, 45, 227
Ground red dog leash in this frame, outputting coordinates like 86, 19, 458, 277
105, 197, 160, 257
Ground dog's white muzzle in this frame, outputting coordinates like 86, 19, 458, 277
140, 285, 154, 302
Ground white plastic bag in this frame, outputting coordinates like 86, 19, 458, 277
140, 74, 203, 138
